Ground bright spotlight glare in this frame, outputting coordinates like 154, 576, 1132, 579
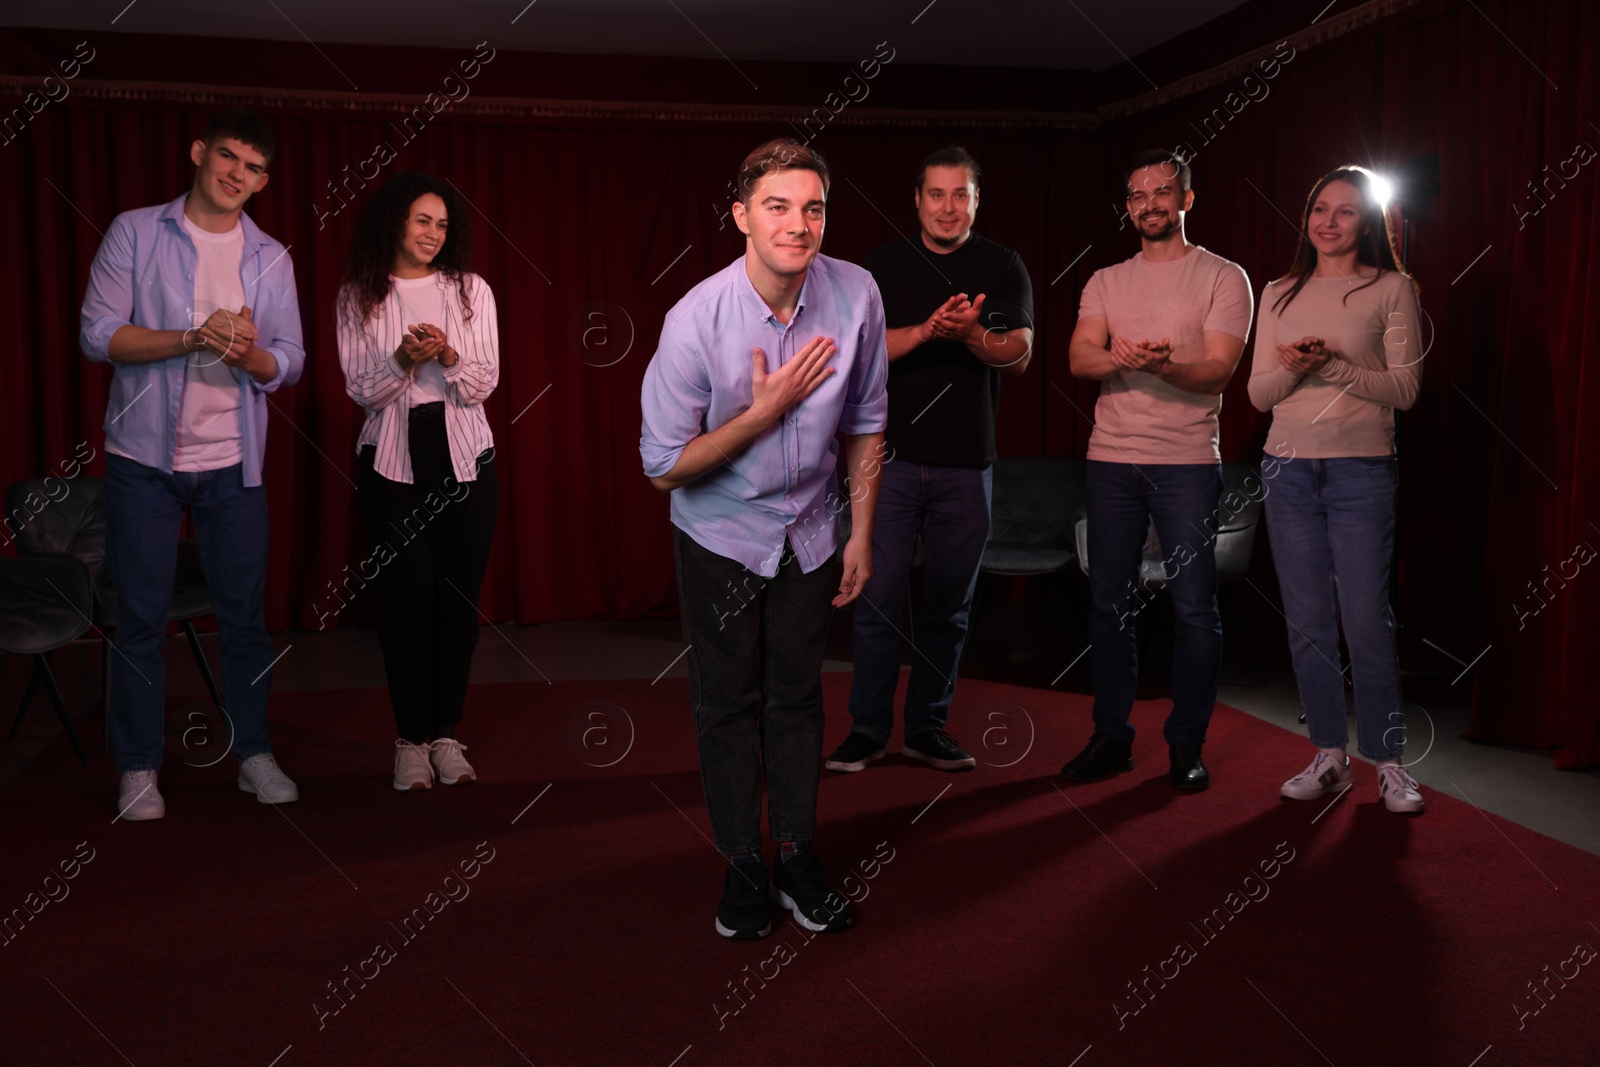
1370, 173, 1396, 209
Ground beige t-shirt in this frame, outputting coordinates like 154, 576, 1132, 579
1079, 245, 1253, 464
1247, 271, 1423, 458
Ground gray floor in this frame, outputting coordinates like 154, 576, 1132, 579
6, 612, 1597, 855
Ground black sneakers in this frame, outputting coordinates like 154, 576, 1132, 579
715, 860, 773, 940
902, 728, 977, 771
770, 851, 853, 933
824, 731, 887, 772
1061, 732, 1134, 781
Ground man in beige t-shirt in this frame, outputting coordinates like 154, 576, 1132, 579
1063, 149, 1253, 792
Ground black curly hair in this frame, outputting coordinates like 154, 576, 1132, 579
339, 171, 474, 330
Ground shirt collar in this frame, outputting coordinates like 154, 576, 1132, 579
735, 254, 813, 325
162, 192, 271, 253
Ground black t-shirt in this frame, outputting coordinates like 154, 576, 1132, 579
862, 233, 1034, 468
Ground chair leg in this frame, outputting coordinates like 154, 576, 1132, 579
9, 659, 46, 740
184, 619, 225, 710
35, 652, 88, 768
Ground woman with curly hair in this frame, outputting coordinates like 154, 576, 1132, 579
337, 171, 500, 791
1248, 165, 1425, 814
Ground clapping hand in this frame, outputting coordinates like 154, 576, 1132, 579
1278, 336, 1333, 375
1110, 335, 1172, 374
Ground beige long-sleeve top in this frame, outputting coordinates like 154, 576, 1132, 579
1248, 271, 1423, 458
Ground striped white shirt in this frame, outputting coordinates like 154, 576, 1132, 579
337, 271, 498, 484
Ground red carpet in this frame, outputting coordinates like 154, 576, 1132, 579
3, 675, 1598, 1066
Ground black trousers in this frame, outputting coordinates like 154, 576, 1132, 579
357, 406, 499, 743
673, 526, 841, 855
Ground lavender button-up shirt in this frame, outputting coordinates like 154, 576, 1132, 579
640, 254, 888, 578
79, 193, 305, 488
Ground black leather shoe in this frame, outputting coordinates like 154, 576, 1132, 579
1169, 743, 1209, 791
1061, 733, 1133, 781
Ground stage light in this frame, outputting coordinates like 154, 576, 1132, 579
1370, 172, 1396, 210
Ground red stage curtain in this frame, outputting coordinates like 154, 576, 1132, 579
2, 0, 1595, 766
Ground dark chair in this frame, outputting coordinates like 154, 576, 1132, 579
1073, 461, 1267, 684
2, 555, 96, 767
4, 478, 224, 752
966, 456, 1088, 660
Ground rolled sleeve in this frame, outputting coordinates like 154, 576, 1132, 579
79, 214, 138, 364
251, 248, 305, 395
836, 282, 888, 436
639, 313, 713, 479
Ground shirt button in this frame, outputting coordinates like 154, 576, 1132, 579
790, 465, 797, 472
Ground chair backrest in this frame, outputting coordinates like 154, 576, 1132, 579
5, 477, 109, 582
1216, 462, 1266, 534
988, 456, 1086, 548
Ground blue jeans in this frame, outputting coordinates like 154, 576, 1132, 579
1085, 460, 1222, 747
848, 461, 992, 742
104, 454, 275, 773
674, 527, 841, 856
1262, 455, 1402, 761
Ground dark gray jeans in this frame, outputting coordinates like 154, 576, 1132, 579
673, 526, 841, 857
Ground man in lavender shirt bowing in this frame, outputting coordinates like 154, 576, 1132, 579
640, 139, 888, 942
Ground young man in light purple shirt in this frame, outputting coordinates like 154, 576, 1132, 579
640, 138, 888, 940
79, 109, 305, 821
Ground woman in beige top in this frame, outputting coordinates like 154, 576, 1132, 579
1248, 165, 1425, 815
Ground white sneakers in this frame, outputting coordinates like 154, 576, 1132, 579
1281, 750, 1353, 800
238, 753, 300, 804
393, 738, 478, 791
117, 753, 299, 820
429, 738, 476, 785
1377, 761, 1425, 814
394, 740, 434, 791
116, 770, 166, 821
1281, 749, 1425, 814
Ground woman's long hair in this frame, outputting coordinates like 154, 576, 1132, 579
1272, 165, 1410, 314
339, 171, 474, 329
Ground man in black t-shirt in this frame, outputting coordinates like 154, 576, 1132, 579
826, 146, 1035, 774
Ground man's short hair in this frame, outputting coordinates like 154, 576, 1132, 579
203, 108, 276, 165
917, 145, 982, 191
735, 139, 829, 204
1121, 148, 1190, 196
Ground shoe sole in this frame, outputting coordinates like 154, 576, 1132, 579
770, 886, 851, 933
1061, 758, 1133, 782
824, 749, 885, 772
436, 771, 476, 785
117, 805, 165, 821
901, 746, 976, 771
1172, 777, 1210, 792
1280, 777, 1353, 801
714, 916, 772, 939
393, 778, 432, 791
238, 781, 299, 804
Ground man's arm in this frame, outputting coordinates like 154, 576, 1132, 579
648, 338, 836, 492
833, 430, 884, 607
1144, 331, 1247, 395
885, 295, 965, 361
1068, 314, 1121, 381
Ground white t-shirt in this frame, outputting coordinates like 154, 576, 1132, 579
173, 212, 245, 471
392, 274, 448, 405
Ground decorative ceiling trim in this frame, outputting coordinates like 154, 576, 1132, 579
1096, 0, 1428, 120
0, 76, 1099, 131
0, 0, 1419, 132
